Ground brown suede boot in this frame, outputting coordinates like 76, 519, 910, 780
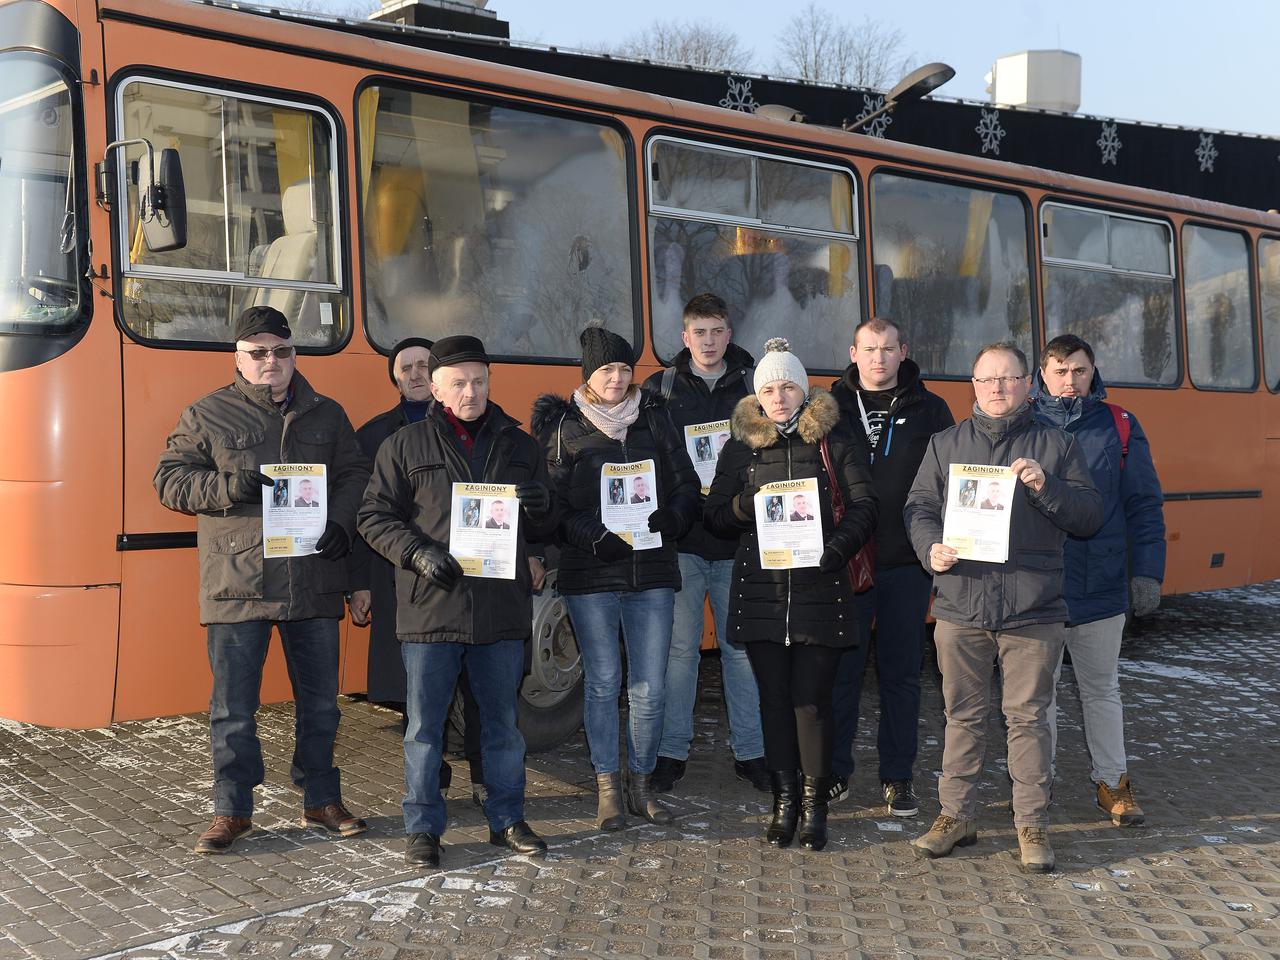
1097, 774, 1145, 826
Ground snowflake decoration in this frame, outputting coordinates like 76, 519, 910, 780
719, 77, 759, 113
852, 93, 893, 138
976, 108, 1006, 155
1097, 122, 1122, 166
1195, 133, 1218, 173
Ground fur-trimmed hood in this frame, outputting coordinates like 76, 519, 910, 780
731, 386, 840, 450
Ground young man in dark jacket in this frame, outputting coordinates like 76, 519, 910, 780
154, 306, 371, 855
828, 317, 954, 817
905, 342, 1103, 873
1033, 334, 1165, 828
346, 337, 491, 806
642, 293, 767, 794
358, 336, 557, 869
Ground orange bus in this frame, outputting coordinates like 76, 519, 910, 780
2, 0, 1278, 735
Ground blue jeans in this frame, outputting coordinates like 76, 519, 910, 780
830, 564, 933, 782
401, 638, 527, 836
565, 588, 674, 776
658, 554, 764, 761
207, 618, 341, 816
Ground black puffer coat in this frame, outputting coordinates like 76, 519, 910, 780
704, 388, 878, 648
531, 388, 699, 596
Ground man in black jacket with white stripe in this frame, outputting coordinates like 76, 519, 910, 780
829, 317, 954, 818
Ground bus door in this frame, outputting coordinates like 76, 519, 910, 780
108, 74, 350, 720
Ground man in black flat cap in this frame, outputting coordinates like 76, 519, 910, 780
359, 335, 558, 869
154, 305, 371, 855
347, 337, 490, 806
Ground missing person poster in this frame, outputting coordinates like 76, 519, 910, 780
942, 464, 1016, 563
684, 419, 732, 494
261, 463, 327, 557
600, 459, 662, 550
449, 482, 519, 579
754, 477, 823, 569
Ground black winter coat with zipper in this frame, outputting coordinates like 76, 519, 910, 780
531, 388, 699, 596
642, 343, 755, 561
703, 388, 878, 649
357, 401, 556, 643
830, 358, 955, 570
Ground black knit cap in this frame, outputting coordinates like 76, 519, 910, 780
388, 336, 434, 386
580, 326, 634, 380
427, 334, 489, 376
233, 305, 291, 343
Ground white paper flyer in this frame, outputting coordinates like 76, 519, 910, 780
753, 477, 823, 569
261, 463, 327, 557
449, 482, 519, 579
600, 459, 662, 551
942, 463, 1016, 563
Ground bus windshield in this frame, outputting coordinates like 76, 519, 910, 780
0, 54, 81, 333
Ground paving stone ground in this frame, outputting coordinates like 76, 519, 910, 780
1, 583, 1278, 959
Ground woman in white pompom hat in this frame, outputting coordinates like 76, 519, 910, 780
704, 337, 877, 851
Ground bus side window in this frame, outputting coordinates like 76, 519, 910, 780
647, 137, 861, 373
1184, 224, 1256, 391
359, 86, 636, 360
1261, 238, 1280, 392
1041, 202, 1177, 387
870, 172, 1032, 377
114, 79, 344, 347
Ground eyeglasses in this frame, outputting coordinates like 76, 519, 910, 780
971, 375, 1026, 387
237, 345, 295, 361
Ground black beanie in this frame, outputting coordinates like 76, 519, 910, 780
387, 336, 434, 386
580, 326, 634, 380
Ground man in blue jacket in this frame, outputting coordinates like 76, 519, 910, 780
1033, 334, 1165, 827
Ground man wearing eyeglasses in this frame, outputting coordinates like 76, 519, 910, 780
904, 341, 1102, 874
155, 305, 372, 855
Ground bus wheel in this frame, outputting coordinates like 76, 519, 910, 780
519, 569, 584, 753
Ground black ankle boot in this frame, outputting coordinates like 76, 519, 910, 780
765, 770, 800, 847
797, 775, 829, 851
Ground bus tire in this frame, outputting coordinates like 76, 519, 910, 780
444, 568, 584, 756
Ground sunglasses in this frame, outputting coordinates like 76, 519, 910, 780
237, 345, 295, 361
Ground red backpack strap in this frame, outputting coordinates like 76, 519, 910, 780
1104, 402, 1131, 467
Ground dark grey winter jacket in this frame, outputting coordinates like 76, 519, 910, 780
904, 402, 1104, 631
154, 371, 370, 625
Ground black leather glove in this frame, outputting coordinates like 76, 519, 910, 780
647, 508, 681, 539
314, 522, 350, 561
593, 531, 633, 563
515, 480, 550, 518
734, 491, 756, 519
405, 542, 465, 592
230, 469, 275, 503
819, 547, 846, 573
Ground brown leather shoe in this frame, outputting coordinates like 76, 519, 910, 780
302, 801, 368, 837
194, 816, 253, 854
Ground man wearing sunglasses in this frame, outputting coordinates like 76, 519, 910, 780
904, 341, 1102, 874
155, 305, 372, 855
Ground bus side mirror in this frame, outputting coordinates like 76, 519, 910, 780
138, 147, 187, 253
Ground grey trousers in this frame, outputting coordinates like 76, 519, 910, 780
934, 619, 1066, 827
1050, 612, 1128, 788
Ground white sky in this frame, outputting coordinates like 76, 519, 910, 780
321, 1, 1279, 135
